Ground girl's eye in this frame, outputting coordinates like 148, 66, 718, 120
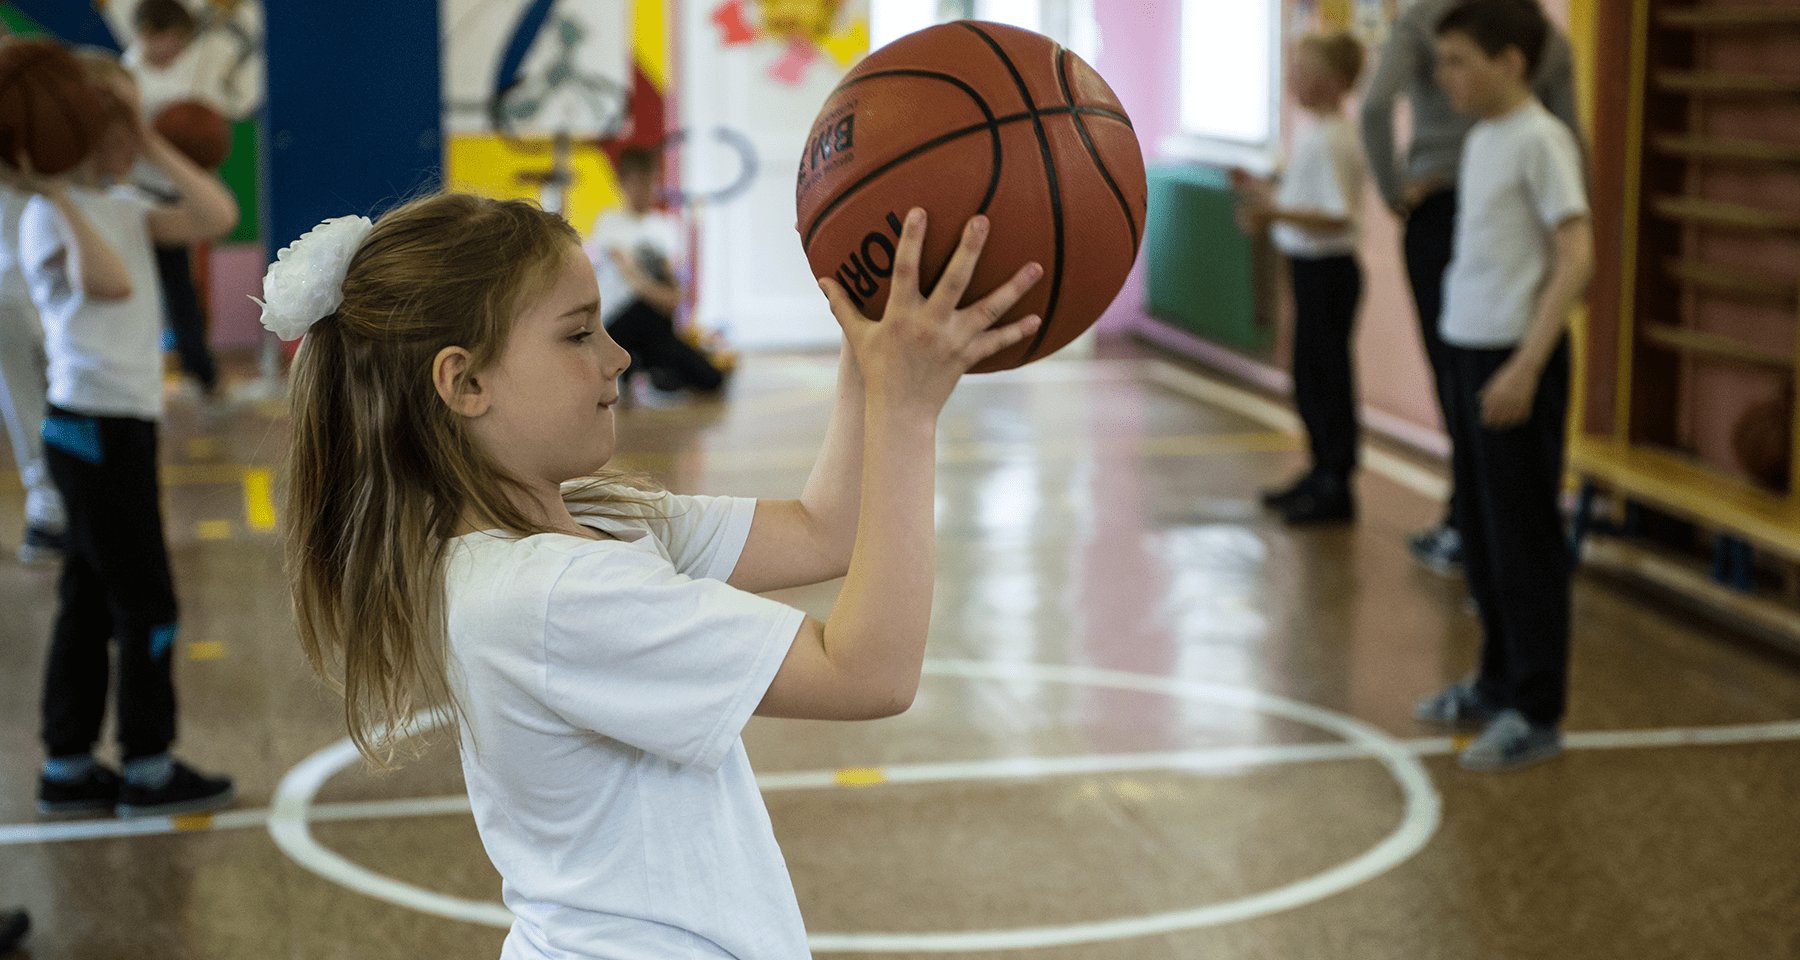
569, 330, 595, 343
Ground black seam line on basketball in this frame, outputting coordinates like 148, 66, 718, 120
802, 69, 1003, 245
958, 21, 1064, 363
800, 105, 1134, 249
1056, 48, 1139, 260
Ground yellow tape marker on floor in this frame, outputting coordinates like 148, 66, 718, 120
195, 520, 233, 542
1451, 735, 1475, 751
188, 641, 225, 662
243, 469, 276, 532
171, 813, 215, 832
834, 768, 887, 787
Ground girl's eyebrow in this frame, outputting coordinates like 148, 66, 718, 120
559, 301, 601, 319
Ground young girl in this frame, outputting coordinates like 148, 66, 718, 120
10, 48, 239, 819
270, 193, 1042, 957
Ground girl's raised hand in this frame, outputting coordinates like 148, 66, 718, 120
818, 208, 1042, 417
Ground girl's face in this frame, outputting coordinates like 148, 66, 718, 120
465, 244, 631, 486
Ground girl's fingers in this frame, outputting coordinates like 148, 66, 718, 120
927, 215, 990, 311
817, 277, 872, 331
888, 207, 927, 308
961, 261, 1044, 332
964, 314, 1042, 367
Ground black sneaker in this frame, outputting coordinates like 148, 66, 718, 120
1259, 473, 1317, 511
37, 765, 122, 817
1281, 477, 1355, 525
17, 525, 66, 567
115, 761, 235, 819
0, 908, 28, 955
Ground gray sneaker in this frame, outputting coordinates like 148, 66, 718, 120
1408, 524, 1464, 574
1458, 710, 1562, 771
1413, 679, 1497, 731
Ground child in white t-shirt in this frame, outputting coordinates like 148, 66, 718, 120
9, 48, 239, 817
588, 146, 724, 398
1234, 31, 1368, 524
271, 193, 1044, 958
1413, 0, 1592, 771
123, 0, 264, 399
0, 180, 64, 564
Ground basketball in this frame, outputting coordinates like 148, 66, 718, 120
0, 37, 112, 176
796, 20, 1146, 372
154, 100, 231, 169
1732, 392, 1793, 492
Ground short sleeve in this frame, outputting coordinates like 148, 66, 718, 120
649, 492, 757, 581
17, 196, 64, 279
540, 545, 804, 770
1523, 124, 1589, 230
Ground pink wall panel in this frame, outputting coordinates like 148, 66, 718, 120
207, 244, 268, 351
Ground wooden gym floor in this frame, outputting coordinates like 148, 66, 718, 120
0, 350, 1796, 959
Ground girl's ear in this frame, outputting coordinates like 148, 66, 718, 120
432, 346, 489, 418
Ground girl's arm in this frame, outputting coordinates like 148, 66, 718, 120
754, 210, 1043, 720
728, 353, 865, 593
141, 128, 240, 245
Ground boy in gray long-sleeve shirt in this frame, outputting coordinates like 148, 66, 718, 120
1359, 0, 1580, 572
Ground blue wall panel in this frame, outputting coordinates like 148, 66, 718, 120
262, 4, 441, 256
5, 2, 119, 49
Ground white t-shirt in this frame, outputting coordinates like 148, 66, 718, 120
588, 208, 683, 324
124, 27, 264, 121
446, 487, 810, 960
18, 187, 166, 421
0, 184, 32, 311
1272, 115, 1365, 259
1441, 100, 1589, 348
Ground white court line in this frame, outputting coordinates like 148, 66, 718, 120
6, 719, 1800, 848
1145, 360, 1452, 502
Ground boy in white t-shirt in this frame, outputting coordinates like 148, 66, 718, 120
10, 50, 239, 816
1234, 31, 1368, 524
0, 180, 64, 565
1413, 0, 1593, 770
589, 146, 724, 398
123, 0, 263, 400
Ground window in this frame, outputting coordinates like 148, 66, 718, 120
1173, 0, 1281, 165
871, 0, 1096, 60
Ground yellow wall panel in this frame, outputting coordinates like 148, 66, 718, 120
445, 136, 625, 236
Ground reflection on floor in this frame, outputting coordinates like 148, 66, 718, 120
1, 351, 1796, 959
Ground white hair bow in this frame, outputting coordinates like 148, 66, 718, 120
253, 215, 375, 341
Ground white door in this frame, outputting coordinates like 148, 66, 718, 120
680, 9, 853, 351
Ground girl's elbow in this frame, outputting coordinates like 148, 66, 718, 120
867, 682, 918, 719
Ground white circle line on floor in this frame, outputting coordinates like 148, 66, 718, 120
5, 715, 1799, 850
256, 660, 1440, 951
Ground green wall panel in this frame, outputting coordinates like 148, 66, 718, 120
220, 118, 261, 245
1144, 164, 1271, 355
